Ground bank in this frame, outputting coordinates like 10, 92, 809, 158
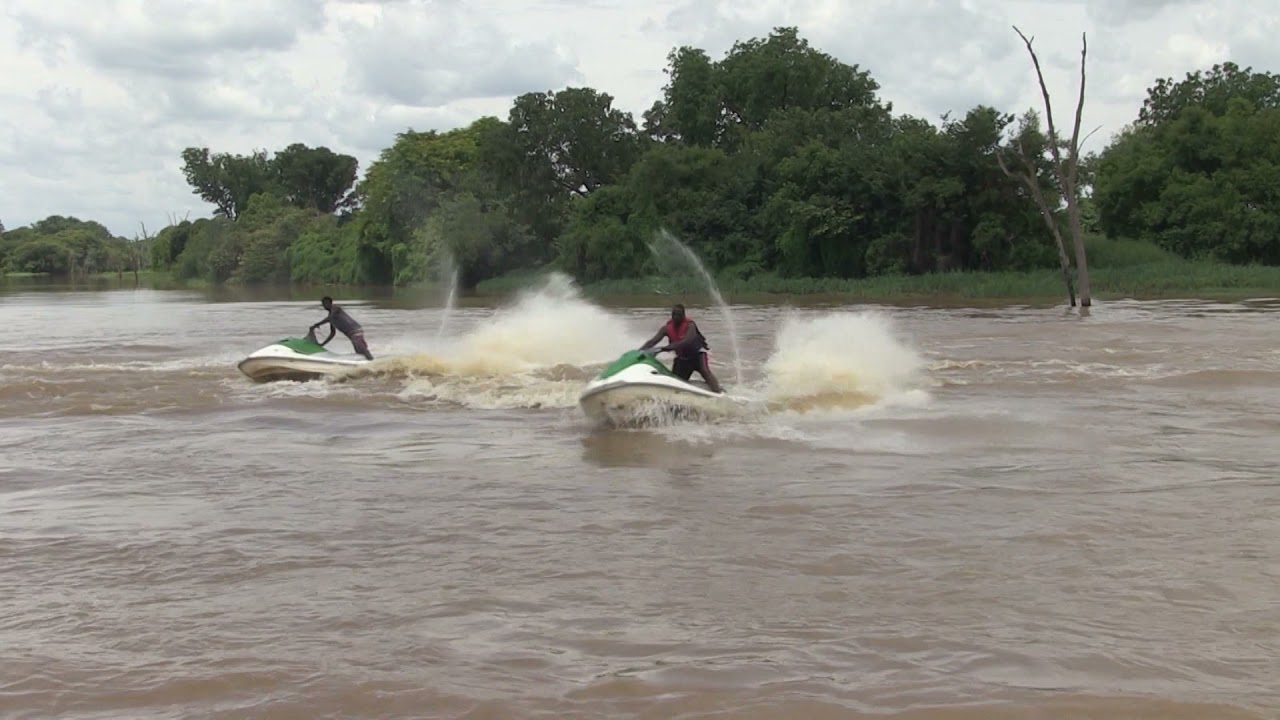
472, 236, 1280, 304
8, 238, 1280, 305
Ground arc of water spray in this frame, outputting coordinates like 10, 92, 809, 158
647, 230, 743, 386
436, 255, 459, 340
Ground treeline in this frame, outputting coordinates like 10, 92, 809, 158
1093, 62, 1280, 264
0, 216, 148, 278
6, 28, 1280, 288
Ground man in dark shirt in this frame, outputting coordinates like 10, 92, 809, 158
311, 296, 373, 360
639, 303, 724, 393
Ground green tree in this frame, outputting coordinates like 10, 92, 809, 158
500, 87, 642, 198
644, 27, 887, 152
180, 147, 275, 220
65, 26, 1280, 293
643, 46, 722, 146
718, 27, 884, 131
0, 216, 129, 277
1095, 62, 1280, 265
1138, 61, 1280, 127
557, 142, 754, 282
416, 189, 538, 289
270, 143, 360, 214
355, 118, 500, 283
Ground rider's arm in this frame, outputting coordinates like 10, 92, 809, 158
312, 308, 336, 344
639, 327, 667, 350
311, 307, 334, 330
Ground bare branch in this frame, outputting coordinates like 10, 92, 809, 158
997, 63, 1079, 307
1068, 32, 1088, 177
995, 149, 1015, 178
1013, 25, 1064, 171
1080, 123, 1104, 149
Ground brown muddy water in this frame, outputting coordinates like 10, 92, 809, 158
2, 275, 1278, 719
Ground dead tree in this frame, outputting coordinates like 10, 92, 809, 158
134, 222, 155, 285
1009, 26, 1094, 307
997, 136, 1076, 306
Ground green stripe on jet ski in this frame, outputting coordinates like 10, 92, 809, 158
277, 337, 329, 355
596, 349, 676, 380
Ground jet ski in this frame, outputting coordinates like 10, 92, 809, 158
578, 349, 750, 426
237, 329, 372, 383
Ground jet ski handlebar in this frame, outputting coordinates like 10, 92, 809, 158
305, 327, 330, 346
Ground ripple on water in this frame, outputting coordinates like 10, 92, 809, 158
1, 294, 1279, 718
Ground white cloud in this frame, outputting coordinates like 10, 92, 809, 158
340, 1, 581, 107
0, 0, 1277, 237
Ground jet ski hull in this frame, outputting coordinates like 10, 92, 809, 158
237, 337, 370, 383
578, 351, 746, 426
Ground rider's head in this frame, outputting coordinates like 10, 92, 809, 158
671, 303, 685, 323
321, 296, 333, 310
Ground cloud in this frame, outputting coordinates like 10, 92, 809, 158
11, 0, 327, 80
0, 0, 1278, 237
1083, 0, 1197, 25
340, 1, 581, 107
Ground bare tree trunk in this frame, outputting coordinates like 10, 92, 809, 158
997, 141, 1077, 306
1064, 33, 1092, 307
1013, 26, 1093, 306
136, 221, 154, 287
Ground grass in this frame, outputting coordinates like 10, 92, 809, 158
471, 236, 1280, 304
3, 269, 164, 280
9, 236, 1280, 304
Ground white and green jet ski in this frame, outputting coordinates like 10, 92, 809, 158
578, 349, 750, 426
237, 329, 371, 382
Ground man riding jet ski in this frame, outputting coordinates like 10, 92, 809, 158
577, 303, 740, 426
637, 303, 725, 394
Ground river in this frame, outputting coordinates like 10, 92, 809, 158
2, 275, 1277, 719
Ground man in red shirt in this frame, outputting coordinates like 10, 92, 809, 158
639, 303, 724, 393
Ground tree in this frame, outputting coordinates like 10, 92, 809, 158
180, 147, 275, 220
1094, 96, 1280, 265
499, 87, 643, 198
38, 26, 1280, 293
644, 27, 888, 151
355, 119, 499, 283
130, 222, 153, 284
180, 144, 359, 220
1093, 62, 1280, 266
0, 216, 124, 277
270, 143, 360, 214
1005, 26, 1094, 306
418, 190, 537, 289
1138, 62, 1280, 127
717, 27, 884, 133
644, 46, 723, 146
997, 111, 1077, 304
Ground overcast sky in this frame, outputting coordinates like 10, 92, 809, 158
1, 0, 1275, 237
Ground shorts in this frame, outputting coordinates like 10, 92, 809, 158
672, 352, 711, 381
349, 330, 369, 355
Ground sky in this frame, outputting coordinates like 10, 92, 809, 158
1, 0, 1276, 238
